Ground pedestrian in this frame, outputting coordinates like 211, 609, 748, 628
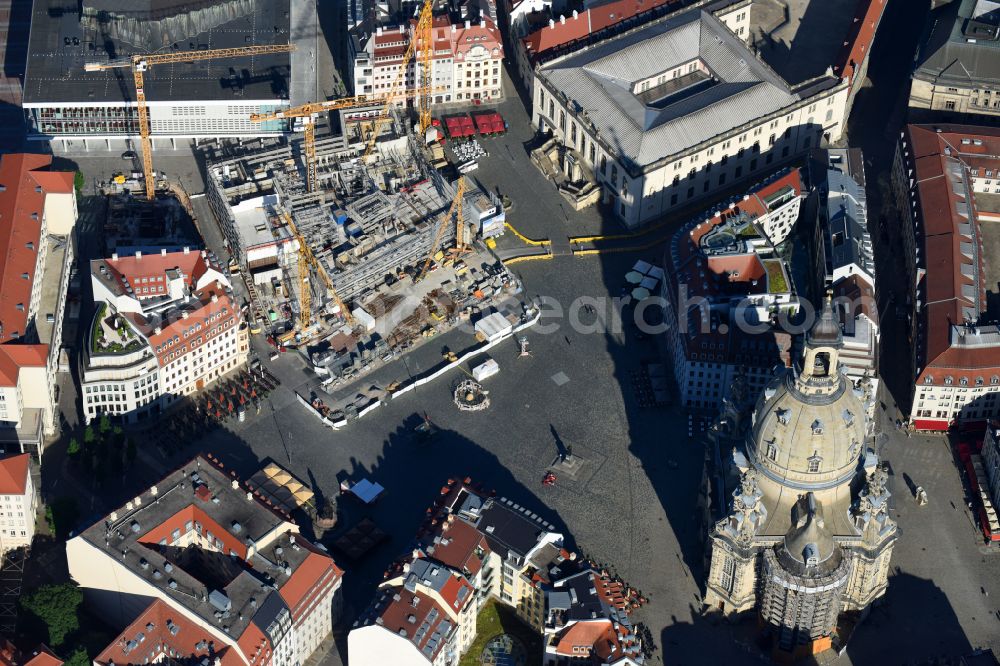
565, 335, 571, 345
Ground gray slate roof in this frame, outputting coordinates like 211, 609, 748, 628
915, 0, 1000, 85
538, 8, 798, 170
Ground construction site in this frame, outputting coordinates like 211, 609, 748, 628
201, 106, 518, 380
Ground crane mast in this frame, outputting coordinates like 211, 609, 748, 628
84, 43, 296, 200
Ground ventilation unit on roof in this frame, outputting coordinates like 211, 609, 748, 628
209, 590, 232, 612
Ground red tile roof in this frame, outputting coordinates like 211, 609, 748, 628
129, 284, 239, 368
421, 517, 490, 576
0, 344, 47, 387
553, 619, 623, 661
0, 453, 30, 495
903, 125, 1000, 384
95, 598, 241, 666
372, 588, 452, 661
833, 0, 888, 86
279, 544, 343, 619
0, 154, 73, 343
101, 250, 209, 300
20, 646, 62, 666
521, 0, 681, 61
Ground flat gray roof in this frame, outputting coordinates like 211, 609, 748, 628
23, 0, 294, 105
538, 8, 797, 170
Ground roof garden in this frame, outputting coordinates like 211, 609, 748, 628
763, 259, 789, 294
91, 303, 145, 356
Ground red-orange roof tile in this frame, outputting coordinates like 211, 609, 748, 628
0, 154, 73, 343
21, 646, 62, 666
95, 598, 238, 666
0, 453, 30, 495
0, 344, 48, 387
279, 545, 343, 618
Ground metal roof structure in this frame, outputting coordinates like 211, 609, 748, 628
537, 8, 797, 170
22, 0, 300, 105
914, 0, 1000, 87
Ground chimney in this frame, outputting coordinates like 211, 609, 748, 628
560, 14, 565, 24
480, 18, 485, 28
211, 294, 219, 303
112, 252, 118, 260
135, 250, 142, 259
452, 23, 456, 32
549, 18, 554, 28
182, 311, 190, 319
399, 24, 405, 34
465, 19, 470, 29
572, 9, 578, 18
183, 246, 190, 254
376, 26, 383, 36
202, 250, 207, 257
161, 248, 167, 256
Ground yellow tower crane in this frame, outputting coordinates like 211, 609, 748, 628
416, 177, 466, 283
250, 0, 437, 192
282, 211, 355, 330
84, 44, 296, 200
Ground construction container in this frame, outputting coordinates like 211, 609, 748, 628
472, 359, 499, 381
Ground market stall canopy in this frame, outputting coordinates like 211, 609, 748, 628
350, 478, 386, 504
625, 271, 644, 284
632, 259, 653, 274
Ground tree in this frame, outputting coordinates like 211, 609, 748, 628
82, 426, 95, 446
66, 438, 80, 455
64, 647, 90, 666
19, 583, 83, 649
44, 497, 79, 540
73, 171, 84, 194
98, 415, 112, 436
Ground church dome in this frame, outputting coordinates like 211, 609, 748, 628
747, 296, 866, 489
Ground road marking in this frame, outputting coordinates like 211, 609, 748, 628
551, 371, 569, 386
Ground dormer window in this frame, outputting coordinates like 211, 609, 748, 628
977, 377, 984, 386
813, 351, 830, 377
945, 376, 954, 385
960, 377, 969, 386
765, 440, 777, 461
811, 419, 823, 435
807, 454, 822, 473
776, 408, 790, 426
925, 376, 934, 385
804, 543, 819, 567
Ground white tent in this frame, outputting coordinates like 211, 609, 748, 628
475, 312, 513, 341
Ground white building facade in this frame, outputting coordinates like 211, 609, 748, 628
0, 454, 36, 554
81, 250, 249, 424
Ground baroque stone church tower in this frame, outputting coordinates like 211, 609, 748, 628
704, 296, 897, 658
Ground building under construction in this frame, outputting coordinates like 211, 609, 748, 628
202, 115, 474, 335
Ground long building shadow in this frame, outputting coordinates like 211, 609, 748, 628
846, 572, 975, 663
184, 418, 572, 655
